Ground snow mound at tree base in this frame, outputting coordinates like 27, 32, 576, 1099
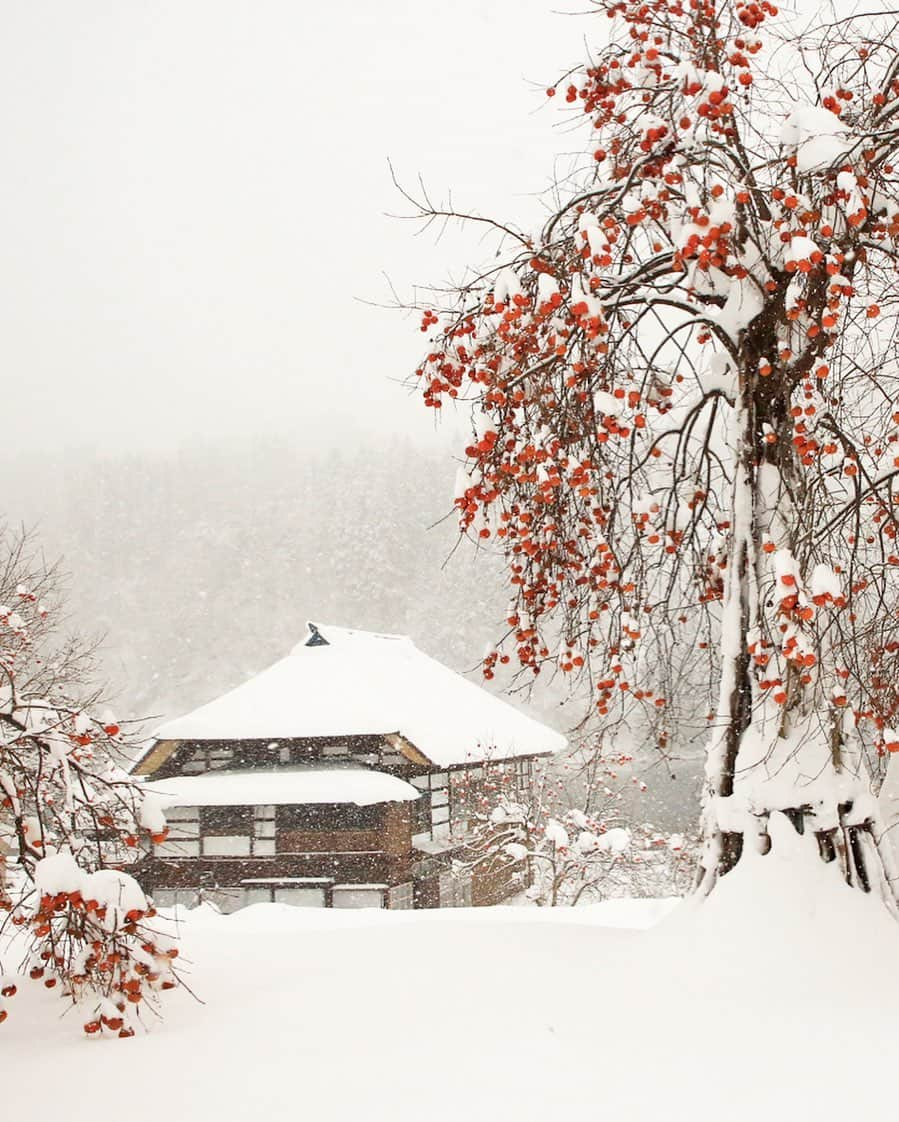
3, 839, 898, 1122
658, 811, 899, 998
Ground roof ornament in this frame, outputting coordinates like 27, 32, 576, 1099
305, 622, 329, 647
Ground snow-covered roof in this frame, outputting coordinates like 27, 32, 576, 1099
152, 622, 566, 767
144, 765, 421, 808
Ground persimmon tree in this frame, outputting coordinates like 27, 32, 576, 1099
0, 529, 178, 1035
408, 0, 899, 900
458, 745, 695, 905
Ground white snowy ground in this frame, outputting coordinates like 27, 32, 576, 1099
4, 817, 899, 1122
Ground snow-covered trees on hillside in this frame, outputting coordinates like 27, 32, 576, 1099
410, 0, 899, 900
0, 530, 178, 1034
1, 443, 512, 724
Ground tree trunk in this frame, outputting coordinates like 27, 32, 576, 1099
695, 388, 757, 892
695, 364, 898, 909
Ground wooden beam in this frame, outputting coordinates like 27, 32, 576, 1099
132, 740, 179, 776
383, 732, 433, 768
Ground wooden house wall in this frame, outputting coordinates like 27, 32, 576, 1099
142, 853, 396, 892
136, 734, 544, 908
139, 802, 413, 897
144, 734, 398, 781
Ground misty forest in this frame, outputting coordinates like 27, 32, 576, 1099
4, 2, 899, 1121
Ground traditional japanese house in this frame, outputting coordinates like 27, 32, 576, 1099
133, 623, 565, 911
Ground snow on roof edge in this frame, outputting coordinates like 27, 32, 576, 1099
143, 765, 421, 808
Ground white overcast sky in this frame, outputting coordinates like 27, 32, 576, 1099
0, 1, 586, 456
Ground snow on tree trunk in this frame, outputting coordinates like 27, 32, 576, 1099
698, 397, 756, 887
698, 366, 898, 905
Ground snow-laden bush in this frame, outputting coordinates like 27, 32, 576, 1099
456, 748, 697, 905
0, 528, 179, 1036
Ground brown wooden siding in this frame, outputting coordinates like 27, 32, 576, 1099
383, 803, 412, 857
133, 739, 178, 776
277, 828, 384, 854
139, 852, 403, 891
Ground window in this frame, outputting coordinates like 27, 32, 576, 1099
154, 806, 200, 857
152, 804, 285, 859
179, 745, 235, 772
164, 805, 200, 823
201, 888, 243, 914
351, 752, 379, 766
242, 887, 273, 907
155, 838, 200, 858
388, 882, 413, 910
150, 889, 198, 909
454, 870, 473, 907
438, 871, 456, 907
203, 835, 251, 857
240, 878, 333, 906
254, 805, 276, 839
410, 793, 430, 836
253, 808, 276, 854
406, 772, 466, 840
276, 803, 383, 832
273, 886, 327, 907
199, 806, 251, 856
331, 885, 385, 909
431, 796, 449, 830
